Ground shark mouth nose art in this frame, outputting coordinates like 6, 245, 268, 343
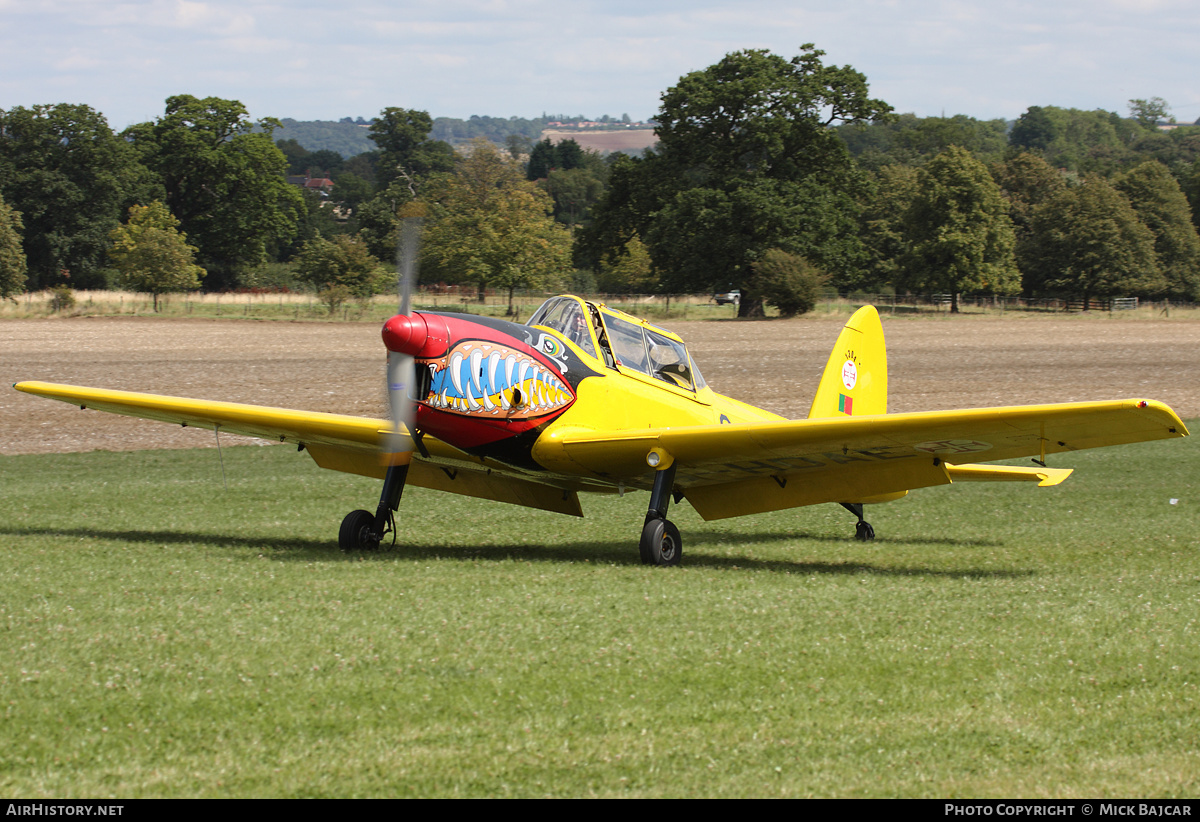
424, 340, 572, 418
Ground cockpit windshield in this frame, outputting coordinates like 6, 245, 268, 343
604, 313, 701, 392
528, 296, 707, 393
526, 297, 597, 357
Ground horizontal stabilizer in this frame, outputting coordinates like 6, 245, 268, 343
946, 463, 1073, 487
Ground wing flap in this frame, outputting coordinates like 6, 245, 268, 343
685, 456, 950, 520
305, 443, 583, 516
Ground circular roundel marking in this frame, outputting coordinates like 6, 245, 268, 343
841, 359, 858, 391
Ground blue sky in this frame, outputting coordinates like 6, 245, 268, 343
2, 0, 1197, 130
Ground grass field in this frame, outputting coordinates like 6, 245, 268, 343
1, 429, 1196, 798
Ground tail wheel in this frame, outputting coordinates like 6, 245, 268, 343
339, 509, 379, 552
855, 520, 875, 541
639, 517, 682, 566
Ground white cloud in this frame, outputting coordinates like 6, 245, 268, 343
1, 0, 1198, 126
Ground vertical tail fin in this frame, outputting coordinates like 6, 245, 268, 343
807, 306, 888, 419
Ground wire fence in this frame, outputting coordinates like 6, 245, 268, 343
5, 287, 1196, 321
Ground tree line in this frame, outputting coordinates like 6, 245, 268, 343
3, 51, 1200, 315
574, 50, 1200, 315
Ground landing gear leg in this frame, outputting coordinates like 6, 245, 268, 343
339, 458, 410, 552
841, 502, 875, 541
639, 463, 681, 566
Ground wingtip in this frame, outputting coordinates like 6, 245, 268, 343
1136, 399, 1190, 437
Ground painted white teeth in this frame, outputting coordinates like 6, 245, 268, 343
469, 350, 483, 397
423, 345, 571, 417
449, 352, 464, 396
487, 352, 501, 394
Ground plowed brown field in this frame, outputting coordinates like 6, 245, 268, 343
3, 313, 1197, 455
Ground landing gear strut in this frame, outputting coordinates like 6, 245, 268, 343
339, 459, 410, 552
841, 502, 875, 541
639, 462, 681, 566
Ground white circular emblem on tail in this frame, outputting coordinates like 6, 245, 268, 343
842, 360, 858, 391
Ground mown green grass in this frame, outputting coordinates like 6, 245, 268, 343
1, 431, 1196, 798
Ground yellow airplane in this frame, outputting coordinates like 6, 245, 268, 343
14, 297, 1189, 565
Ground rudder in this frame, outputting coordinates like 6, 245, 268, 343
807, 305, 888, 419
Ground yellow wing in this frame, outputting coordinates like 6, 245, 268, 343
12, 381, 583, 516
533, 399, 1188, 520
14, 381, 1189, 523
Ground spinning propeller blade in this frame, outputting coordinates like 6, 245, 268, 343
385, 217, 422, 458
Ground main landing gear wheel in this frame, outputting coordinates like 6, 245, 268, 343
339, 509, 380, 552
639, 517, 682, 566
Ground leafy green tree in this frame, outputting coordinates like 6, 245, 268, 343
109, 201, 204, 310
1124, 125, 1200, 172
1005, 106, 1136, 173
1009, 106, 1059, 153
898, 146, 1019, 311
340, 152, 379, 187
1183, 158, 1200, 232
367, 108, 455, 190
858, 164, 920, 290
295, 234, 385, 314
331, 171, 374, 212
0, 104, 148, 289
1129, 97, 1172, 130
751, 249, 826, 317
597, 233, 655, 293
526, 138, 558, 180
0, 192, 28, 300
993, 153, 1068, 225
124, 96, 304, 288
277, 138, 312, 175
1025, 176, 1162, 302
274, 190, 344, 261
420, 139, 571, 313
581, 45, 892, 316
352, 108, 456, 261
505, 133, 534, 160
1113, 160, 1200, 299
838, 113, 1009, 171
544, 168, 604, 226
303, 149, 344, 177
556, 138, 585, 171
992, 152, 1069, 280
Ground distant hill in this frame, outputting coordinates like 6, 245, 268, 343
431, 115, 564, 145
271, 119, 376, 158
272, 114, 646, 157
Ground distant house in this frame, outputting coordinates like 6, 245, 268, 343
287, 174, 335, 194
303, 177, 335, 194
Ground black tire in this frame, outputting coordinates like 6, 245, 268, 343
639, 517, 682, 566
638, 518, 659, 565
855, 520, 875, 541
663, 520, 683, 564
339, 509, 379, 552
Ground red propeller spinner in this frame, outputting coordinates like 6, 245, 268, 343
382, 313, 429, 356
